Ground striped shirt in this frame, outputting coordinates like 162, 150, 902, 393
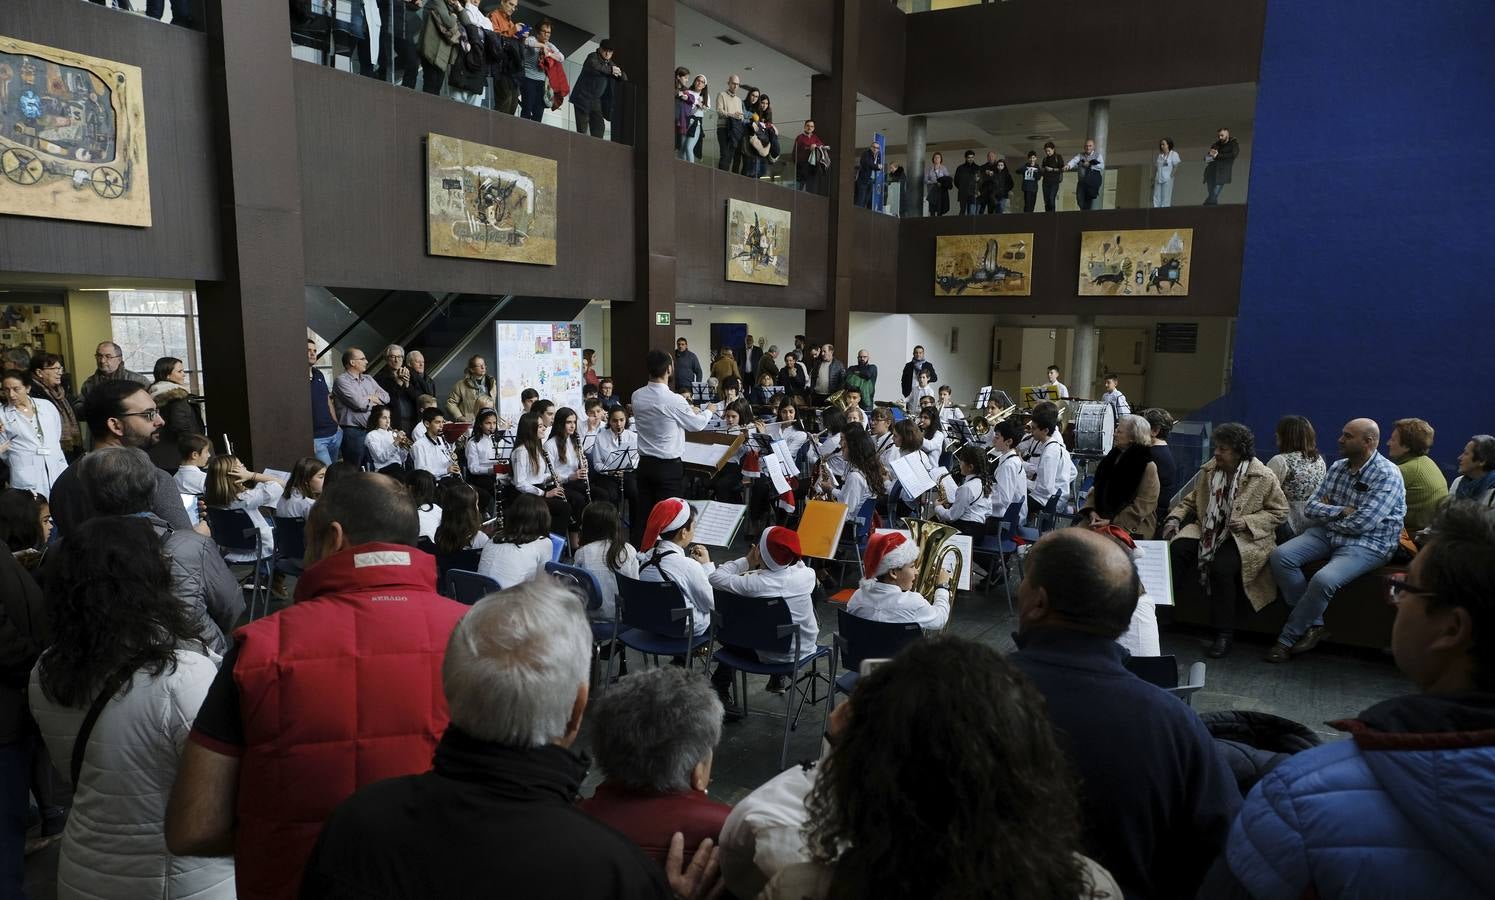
1302, 451, 1406, 555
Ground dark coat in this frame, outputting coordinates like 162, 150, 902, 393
375, 369, 426, 435
0, 552, 45, 744
1041, 152, 1065, 185
301, 728, 672, 899
953, 161, 981, 201
1200, 709, 1322, 797
808, 357, 845, 396
571, 50, 623, 110
900, 358, 937, 397
149, 384, 205, 472
1205, 137, 1240, 185
672, 349, 703, 391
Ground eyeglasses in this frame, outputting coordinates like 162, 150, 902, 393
95, 353, 120, 360
1383, 573, 1433, 607
116, 409, 164, 422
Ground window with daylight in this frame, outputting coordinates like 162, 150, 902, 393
108, 290, 205, 395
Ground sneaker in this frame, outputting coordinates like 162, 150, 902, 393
765, 675, 789, 694
1290, 625, 1331, 656
1206, 632, 1233, 659
1263, 643, 1290, 664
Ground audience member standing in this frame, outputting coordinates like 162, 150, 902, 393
332, 348, 389, 467
485, 0, 520, 111
715, 75, 745, 171
672, 338, 703, 393
375, 344, 423, 435
1387, 417, 1448, 534
570, 39, 625, 138
950, 150, 979, 215
854, 144, 881, 210
1064, 139, 1105, 210
80, 341, 149, 402
742, 334, 763, 382
1267, 418, 1406, 662
710, 347, 741, 385
1203, 127, 1240, 205
792, 120, 825, 193
1153, 138, 1181, 207
418, 0, 463, 97
1011, 529, 1239, 899
1040, 141, 1065, 211
308, 339, 341, 464
445, 355, 496, 423
845, 350, 877, 410
405, 349, 437, 401
27, 354, 81, 460
899, 346, 937, 398
776, 352, 808, 402
923, 152, 951, 215
147, 356, 204, 473
0, 371, 67, 498
166, 474, 468, 900
631, 350, 714, 546
808, 344, 845, 405
518, 20, 561, 122
1020, 150, 1041, 211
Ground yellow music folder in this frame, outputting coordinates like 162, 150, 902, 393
797, 499, 849, 559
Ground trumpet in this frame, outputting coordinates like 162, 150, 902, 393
904, 518, 964, 608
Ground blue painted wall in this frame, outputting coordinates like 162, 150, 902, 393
1215, 1, 1495, 474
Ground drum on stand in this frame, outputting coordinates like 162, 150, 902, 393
1072, 401, 1114, 457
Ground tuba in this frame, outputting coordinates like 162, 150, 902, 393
825, 388, 851, 412
903, 518, 964, 606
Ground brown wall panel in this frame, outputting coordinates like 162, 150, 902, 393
674, 162, 830, 310
896, 206, 1246, 318
679, 0, 833, 75
295, 63, 635, 300
849, 209, 901, 313
855, 0, 907, 112
0, 2, 222, 281
904, 0, 1267, 114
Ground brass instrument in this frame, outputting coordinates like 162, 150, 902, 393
904, 518, 964, 607
969, 405, 1019, 437
825, 389, 851, 412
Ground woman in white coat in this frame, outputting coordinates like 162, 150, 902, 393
0, 371, 67, 497
28, 517, 234, 900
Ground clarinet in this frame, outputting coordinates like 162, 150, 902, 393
540, 443, 561, 494
490, 433, 506, 534
572, 433, 592, 505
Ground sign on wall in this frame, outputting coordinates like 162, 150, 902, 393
426, 132, 557, 265
1077, 228, 1193, 296
0, 36, 151, 227
933, 233, 1035, 296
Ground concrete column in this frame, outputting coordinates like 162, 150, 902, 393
1087, 98, 1110, 211
1071, 315, 1098, 399
905, 115, 927, 217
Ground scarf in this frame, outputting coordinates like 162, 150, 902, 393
35, 382, 79, 448
1197, 463, 1243, 593
1455, 468, 1495, 500
1092, 444, 1152, 519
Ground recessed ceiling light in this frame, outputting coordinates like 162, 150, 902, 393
715, 35, 741, 46
1027, 134, 1051, 141
691, 42, 702, 48
743, 65, 754, 71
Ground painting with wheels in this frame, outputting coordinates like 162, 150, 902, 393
0, 35, 151, 227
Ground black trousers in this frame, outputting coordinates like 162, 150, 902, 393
709, 462, 744, 503
1022, 189, 1038, 212
635, 455, 684, 545
1042, 179, 1060, 211
560, 481, 589, 531
1169, 536, 1244, 633
591, 470, 639, 527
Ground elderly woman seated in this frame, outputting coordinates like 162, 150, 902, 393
1451, 434, 1495, 509
1079, 414, 1161, 539
1162, 422, 1290, 659
578, 667, 732, 865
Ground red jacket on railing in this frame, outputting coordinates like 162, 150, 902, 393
541, 54, 570, 110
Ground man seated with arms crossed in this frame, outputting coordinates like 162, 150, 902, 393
847, 531, 951, 632
166, 474, 468, 900
1216, 500, 1495, 899
1265, 417, 1406, 662
1011, 529, 1238, 900
708, 527, 820, 699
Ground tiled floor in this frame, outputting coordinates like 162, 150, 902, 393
24, 550, 1412, 896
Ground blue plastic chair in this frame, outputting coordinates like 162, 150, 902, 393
271, 516, 307, 579
972, 501, 1024, 610
548, 533, 567, 563
889, 406, 905, 422
833, 497, 879, 585
711, 590, 831, 769
615, 574, 712, 673
435, 548, 482, 598
546, 562, 621, 691
830, 608, 922, 699
446, 568, 501, 605
206, 507, 268, 619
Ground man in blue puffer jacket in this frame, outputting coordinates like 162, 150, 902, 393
1221, 499, 1495, 899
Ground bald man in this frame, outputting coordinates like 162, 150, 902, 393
1266, 417, 1406, 662
1010, 529, 1238, 899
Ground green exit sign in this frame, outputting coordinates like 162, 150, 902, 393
655, 312, 672, 326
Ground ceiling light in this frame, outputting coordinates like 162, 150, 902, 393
715, 35, 741, 46
1027, 134, 1051, 141
691, 42, 702, 48
743, 66, 754, 71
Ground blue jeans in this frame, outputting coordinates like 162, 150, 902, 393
519, 77, 546, 122
313, 429, 343, 466
1269, 527, 1390, 646
340, 426, 369, 467
962, 200, 981, 216
1204, 181, 1225, 205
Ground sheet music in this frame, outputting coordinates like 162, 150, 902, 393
976, 386, 992, 406
264, 468, 291, 483
770, 439, 800, 476
681, 441, 728, 468
688, 500, 748, 547
1132, 540, 1175, 606
890, 453, 936, 497
872, 529, 973, 591
938, 472, 959, 500
760, 453, 793, 496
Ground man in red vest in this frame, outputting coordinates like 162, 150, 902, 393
166, 473, 469, 900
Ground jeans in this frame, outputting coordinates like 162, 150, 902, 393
146, 0, 193, 25
340, 426, 369, 467
1022, 189, 1037, 212
1204, 181, 1225, 205
962, 200, 981, 216
1041, 180, 1059, 211
313, 429, 343, 466
519, 77, 546, 122
1269, 527, 1390, 646
717, 127, 740, 171
574, 99, 606, 138
1153, 178, 1175, 208
854, 181, 873, 209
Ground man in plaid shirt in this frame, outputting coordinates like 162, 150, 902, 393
1266, 418, 1406, 662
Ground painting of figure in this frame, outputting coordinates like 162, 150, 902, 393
426, 133, 558, 265
934, 233, 1035, 296
725, 199, 790, 286
0, 36, 150, 227
1078, 228, 1193, 296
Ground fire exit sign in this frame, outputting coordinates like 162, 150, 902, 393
655, 312, 671, 326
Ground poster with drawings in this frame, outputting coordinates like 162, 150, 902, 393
493, 321, 584, 423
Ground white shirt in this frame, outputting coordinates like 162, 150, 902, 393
631, 381, 713, 460
510, 444, 553, 495
934, 476, 991, 525
991, 450, 1029, 521
637, 542, 716, 636
175, 465, 206, 494
921, 433, 944, 459
275, 489, 315, 520
1045, 379, 1071, 399
718, 764, 818, 900
1026, 435, 1076, 507
1154, 149, 1181, 183
0, 399, 67, 498
904, 385, 936, 413
465, 432, 501, 475
708, 559, 819, 663
832, 467, 874, 520
590, 427, 639, 472
365, 428, 408, 471
478, 536, 551, 588
813, 433, 846, 478
543, 436, 585, 483
416, 503, 443, 542
1102, 388, 1131, 419
847, 579, 950, 631
219, 481, 283, 563
409, 433, 456, 479
573, 539, 639, 620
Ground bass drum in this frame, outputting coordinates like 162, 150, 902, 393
1073, 401, 1115, 456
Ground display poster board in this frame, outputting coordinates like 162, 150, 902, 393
493, 322, 584, 423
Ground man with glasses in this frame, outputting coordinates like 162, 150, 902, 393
1218, 500, 1495, 898
79, 340, 149, 402
715, 75, 745, 171
332, 347, 389, 468
46, 381, 199, 537
374, 344, 423, 435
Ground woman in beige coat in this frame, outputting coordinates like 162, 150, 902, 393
1080, 414, 1161, 539
1163, 422, 1289, 659
417, 0, 464, 95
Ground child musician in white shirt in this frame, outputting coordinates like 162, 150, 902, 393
636, 498, 716, 637
588, 406, 639, 524
846, 531, 951, 631
903, 370, 937, 414
932, 444, 994, 537
410, 407, 461, 480
989, 417, 1029, 523
708, 527, 820, 697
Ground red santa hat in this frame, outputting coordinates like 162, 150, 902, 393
758, 527, 801, 572
641, 497, 691, 551
863, 531, 919, 579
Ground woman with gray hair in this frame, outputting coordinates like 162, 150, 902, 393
1079, 414, 1161, 539
580, 667, 731, 866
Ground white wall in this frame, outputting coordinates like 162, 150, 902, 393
672, 305, 807, 368
849, 313, 912, 404
577, 301, 609, 376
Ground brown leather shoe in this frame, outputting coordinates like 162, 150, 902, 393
1263, 644, 1291, 664
1290, 625, 1331, 656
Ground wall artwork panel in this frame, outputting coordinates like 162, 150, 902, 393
0, 36, 150, 227
1077, 228, 1192, 296
725, 198, 790, 286
933, 233, 1034, 296
426, 132, 557, 265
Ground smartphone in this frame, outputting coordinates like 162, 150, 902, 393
859, 658, 891, 678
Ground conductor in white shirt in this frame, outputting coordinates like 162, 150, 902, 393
630, 349, 715, 546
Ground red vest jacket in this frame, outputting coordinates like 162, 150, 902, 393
578, 782, 732, 866
232, 542, 466, 900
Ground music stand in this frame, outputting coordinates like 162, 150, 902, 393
601, 447, 637, 474
690, 381, 717, 405
943, 417, 976, 451
988, 389, 1014, 409
975, 385, 992, 407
